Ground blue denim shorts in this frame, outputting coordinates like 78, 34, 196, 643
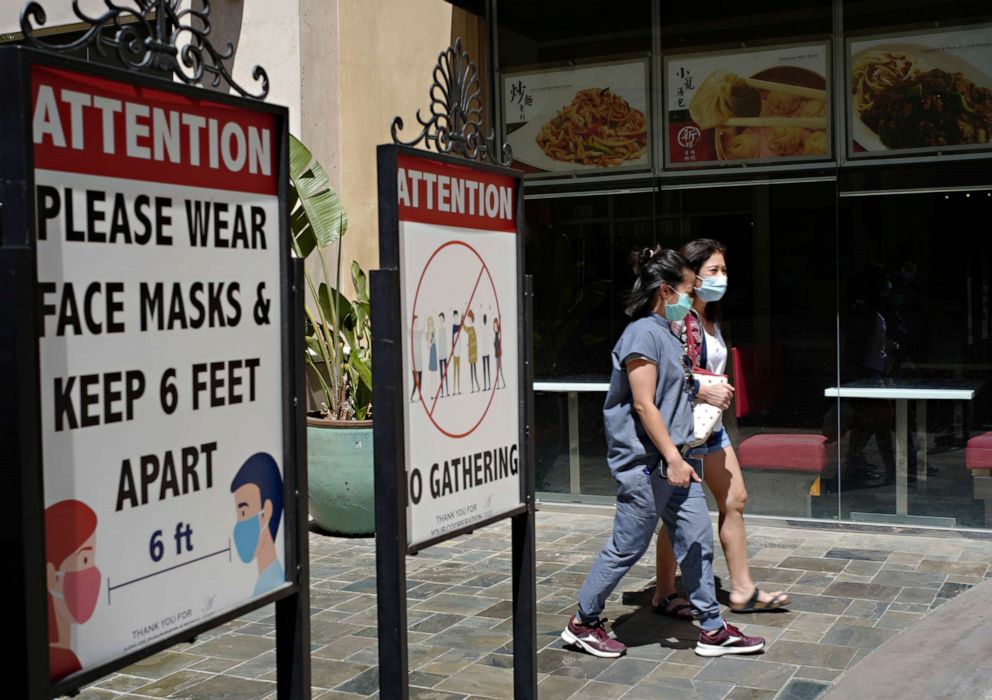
689, 428, 731, 457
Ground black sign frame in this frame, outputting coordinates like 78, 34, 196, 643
0, 46, 309, 700
372, 143, 536, 699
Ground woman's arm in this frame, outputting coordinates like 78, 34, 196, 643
627, 359, 702, 488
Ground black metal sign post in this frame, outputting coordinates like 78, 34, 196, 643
3, 4, 309, 695
372, 39, 536, 700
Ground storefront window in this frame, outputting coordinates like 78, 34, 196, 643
501, 0, 992, 530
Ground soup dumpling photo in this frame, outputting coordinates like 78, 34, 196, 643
724, 130, 761, 159
768, 126, 804, 155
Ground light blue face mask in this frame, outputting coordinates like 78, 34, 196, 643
233, 513, 261, 563
696, 274, 728, 302
664, 291, 694, 322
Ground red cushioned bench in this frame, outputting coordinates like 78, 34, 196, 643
732, 434, 832, 517
966, 432, 992, 523
724, 348, 831, 517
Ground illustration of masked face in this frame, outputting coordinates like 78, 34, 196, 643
233, 512, 261, 563
52, 566, 101, 624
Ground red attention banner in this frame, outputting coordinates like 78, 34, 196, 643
397, 153, 516, 233
31, 65, 277, 196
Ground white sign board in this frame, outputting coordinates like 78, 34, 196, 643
31, 63, 287, 684
395, 151, 522, 548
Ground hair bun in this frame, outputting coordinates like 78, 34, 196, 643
633, 245, 664, 274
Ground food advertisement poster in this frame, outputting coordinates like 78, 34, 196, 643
664, 43, 831, 167
501, 60, 650, 175
31, 64, 288, 683
848, 24, 992, 157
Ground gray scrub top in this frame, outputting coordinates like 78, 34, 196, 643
602, 313, 694, 471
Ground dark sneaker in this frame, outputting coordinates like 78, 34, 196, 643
695, 622, 765, 657
561, 615, 626, 658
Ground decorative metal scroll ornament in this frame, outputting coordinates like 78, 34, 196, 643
19, 0, 269, 100
392, 37, 511, 166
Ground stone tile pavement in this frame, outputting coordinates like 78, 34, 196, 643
75, 507, 992, 700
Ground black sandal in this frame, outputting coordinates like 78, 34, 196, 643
652, 593, 696, 621
729, 587, 790, 613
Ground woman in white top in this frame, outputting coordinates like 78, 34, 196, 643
652, 239, 791, 617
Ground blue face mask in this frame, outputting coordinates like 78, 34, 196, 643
233, 513, 261, 563
696, 275, 728, 302
664, 291, 693, 322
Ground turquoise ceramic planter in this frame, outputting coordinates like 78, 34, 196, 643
306, 418, 375, 536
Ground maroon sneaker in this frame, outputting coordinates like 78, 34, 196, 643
561, 615, 627, 658
695, 621, 765, 657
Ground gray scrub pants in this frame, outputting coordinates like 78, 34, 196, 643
576, 461, 724, 632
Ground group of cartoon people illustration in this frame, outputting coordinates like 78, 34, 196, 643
45, 453, 285, 683
410, 307, 505, 403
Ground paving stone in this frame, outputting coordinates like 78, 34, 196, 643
476, 600, 514, 620
793, 666, 842, 682
131, 670, 211, 697
938, 582, 974, 599
844, 560, 883, 577
780, 593, 850, 616
780, 556, 847, 573
887, 602, 929, 614
409, 670, 448, 689
568, 680, 630, 699
871, 569, 946, 589
724, 688, 776, 700
842, 599, 889, 619
821, 582, 900, 602
408, 688, 468, 700
227, 651, 280, 679
824, 548, 890, 562
748, 566, 806, 584
623, 674, 734, 700
777, 678, 830, 699
873, 609, 923, 630
186, 655, 243, 673
535, 675, 587, 700
593, 657, 658, 685
437, 662, 515, 697
413, 593, 501, 616
696, 658, 797, 691
762, 640, 857, 670
916, 560, 988, 577
181, 675, 276, 700
411, 613, 466, 634
895, 587, 938, 605
308, 660, 370, 690
76, 691, 122, 700
121, 650, 209, 679
821, 621, 898, 648
333, 666, 380, 695
537, 647, 618, 679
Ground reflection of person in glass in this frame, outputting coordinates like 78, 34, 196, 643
231, 453, 285, 596
45, 500, 101, 682
840, 263, 897, 487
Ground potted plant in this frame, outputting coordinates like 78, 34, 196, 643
289, 135, 374, 536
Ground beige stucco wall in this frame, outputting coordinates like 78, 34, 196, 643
221, 0, 464, 293
336, 0, 454, 284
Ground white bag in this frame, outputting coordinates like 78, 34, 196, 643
690, 368, 727, 447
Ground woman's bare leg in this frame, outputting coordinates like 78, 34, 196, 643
651, 525, 680, 607
705, 446, 788, 606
